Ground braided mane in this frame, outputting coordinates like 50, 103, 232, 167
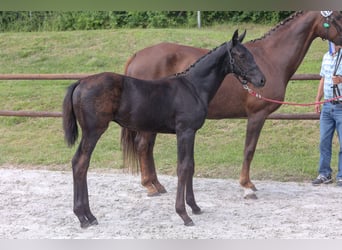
250, 11, 304, 43
174, 12, 306, 76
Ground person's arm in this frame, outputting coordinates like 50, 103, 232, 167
315, 77, 324, 113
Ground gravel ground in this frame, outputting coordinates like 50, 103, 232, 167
1, 166, 342, 239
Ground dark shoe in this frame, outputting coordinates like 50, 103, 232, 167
312, 174, 332, 185
337, 179, 342, 187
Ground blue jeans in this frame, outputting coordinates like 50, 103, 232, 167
319, 102, 342, 179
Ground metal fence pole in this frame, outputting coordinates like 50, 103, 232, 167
197, 11, 201, 28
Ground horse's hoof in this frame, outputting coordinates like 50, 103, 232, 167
244, 193, 258, 199
244, 192, 258, 199
147, 190, 161, 197
157, 186, 167, 194
243, 188, 258, 199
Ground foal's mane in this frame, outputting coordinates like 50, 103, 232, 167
174, 41, 228, 77
249, 11, 304, 43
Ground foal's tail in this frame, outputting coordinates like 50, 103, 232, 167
62, 81, 80, 147
120, 128, 139, 173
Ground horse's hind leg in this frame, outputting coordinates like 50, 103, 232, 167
72, 128, 107, 228
240, 114, 266, 199
137, 132, 166, 196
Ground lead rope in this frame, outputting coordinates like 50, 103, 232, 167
244, 27, 342, 107
243, 84, 342, 107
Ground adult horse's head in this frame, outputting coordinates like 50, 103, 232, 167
227, 30, 266, 88
319, 11, 342, 45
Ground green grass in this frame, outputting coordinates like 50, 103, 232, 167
0, 25, 339, 182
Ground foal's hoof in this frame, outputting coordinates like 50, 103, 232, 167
184, 220, 195, 227
80, 221, 91, 229
192, 208, 202, 215
80, 219, 98, 229
90, 219, 99, 226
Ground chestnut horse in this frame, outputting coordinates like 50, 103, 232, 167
123, 11, 342, 199
63, 30, 265, 227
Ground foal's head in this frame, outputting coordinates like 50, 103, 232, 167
227, 30, 266, 88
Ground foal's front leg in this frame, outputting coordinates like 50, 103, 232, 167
175, 129, 200, 226
185, 172, 202, 215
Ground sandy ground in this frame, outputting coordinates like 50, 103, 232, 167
1, 166, 342, 239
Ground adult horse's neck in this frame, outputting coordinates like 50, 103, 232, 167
247, 11, 319, 85
182, 43, 229, 104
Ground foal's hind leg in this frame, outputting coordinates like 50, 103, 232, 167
72, 128, 108, 228
136, 132, 167, 196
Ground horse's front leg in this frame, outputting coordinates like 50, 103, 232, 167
136, 132, 167, 196
175, 129, 199, 226
241, 114, 266, 199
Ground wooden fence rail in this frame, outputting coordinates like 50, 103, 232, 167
0, 73, 322, 119
0, 73, 91, 80
0, 110, 62, 117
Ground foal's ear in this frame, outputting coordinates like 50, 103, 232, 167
238, 30, 246, 43
232, 29, 239, 47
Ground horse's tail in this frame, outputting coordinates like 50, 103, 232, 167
120, 128, 139, 173
120, 53, 139, 173
123, 53, 136, 75
62, 81, 80, 147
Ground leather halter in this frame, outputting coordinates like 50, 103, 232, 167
321, 11, 342, 40
226, 42, 249, 85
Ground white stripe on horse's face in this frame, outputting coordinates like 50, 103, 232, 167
321, 11, 333, 17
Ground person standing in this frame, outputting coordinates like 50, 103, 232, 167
312, 42, 342, 186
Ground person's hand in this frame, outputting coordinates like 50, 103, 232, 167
315, 103, 321, 113
332, 75, 341, 85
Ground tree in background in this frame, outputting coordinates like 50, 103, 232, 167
0, 11, 294, 32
